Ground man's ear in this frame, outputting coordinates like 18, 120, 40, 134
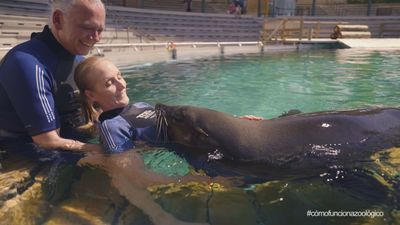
52, 10, 64, 30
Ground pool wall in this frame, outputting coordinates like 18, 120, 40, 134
93, 44, 300, 67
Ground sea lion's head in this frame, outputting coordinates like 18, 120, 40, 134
155, 103, 219, 150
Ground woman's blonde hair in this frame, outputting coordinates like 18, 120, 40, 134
74, 56, 103, 123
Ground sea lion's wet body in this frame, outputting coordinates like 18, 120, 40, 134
155, 104, 400, 172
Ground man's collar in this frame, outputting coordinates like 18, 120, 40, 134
31, 25, 75, 59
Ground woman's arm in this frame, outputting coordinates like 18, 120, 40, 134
98, 117, 135, 153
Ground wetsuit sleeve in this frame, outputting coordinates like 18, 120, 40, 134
98, 116, 135, 153
0, 52, 59, 136
131, 102, 159, 144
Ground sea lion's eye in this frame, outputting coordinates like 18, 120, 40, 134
174, 109, 186, 120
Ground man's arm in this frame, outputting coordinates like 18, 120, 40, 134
32, 129, 102, 153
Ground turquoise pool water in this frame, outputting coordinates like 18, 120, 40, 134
122, 48, 400, 119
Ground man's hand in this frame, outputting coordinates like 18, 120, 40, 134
32, 130, 103, 153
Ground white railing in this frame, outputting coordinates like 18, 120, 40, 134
94, 41, 263, 48
0, 41, 263, 53
91, 41, 263, 56
0, 47, 12, 51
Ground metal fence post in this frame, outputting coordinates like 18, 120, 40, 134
311, 0, 316, 16
367, 0, 372, 16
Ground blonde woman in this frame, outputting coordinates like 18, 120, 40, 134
74, 56, 160, 153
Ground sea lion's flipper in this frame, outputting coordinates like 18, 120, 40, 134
279, 109, 302, 118
195, 127, 209, 137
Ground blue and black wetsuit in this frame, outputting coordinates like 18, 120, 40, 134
0, 25, 86, 156
98, 102, 159, 153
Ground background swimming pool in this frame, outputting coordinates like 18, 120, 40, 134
122, 48, 400, 118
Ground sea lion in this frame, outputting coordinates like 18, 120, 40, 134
155, 104, 400, 171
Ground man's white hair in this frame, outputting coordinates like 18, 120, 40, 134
48, 0, 104, 26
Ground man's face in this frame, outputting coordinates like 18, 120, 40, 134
56, 0, 105, 55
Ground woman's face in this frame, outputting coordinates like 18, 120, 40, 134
85, 59, 130, 112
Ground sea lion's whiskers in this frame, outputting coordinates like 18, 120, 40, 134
162, 115, 168, 141
161, 111, 168, 141
155, 110, 162, 140
162, 113, 168, 126
156, 118, 161, 139
155, 109, 168, 142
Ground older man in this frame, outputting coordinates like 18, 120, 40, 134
0, 0, 105, 153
